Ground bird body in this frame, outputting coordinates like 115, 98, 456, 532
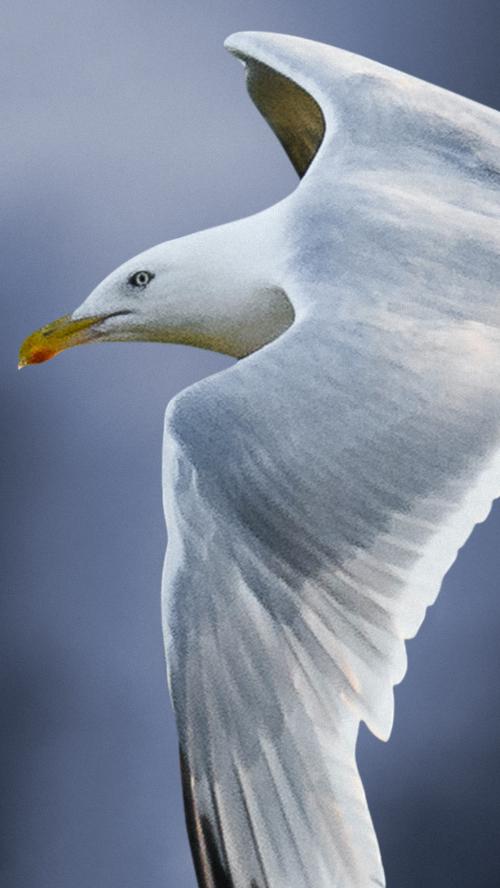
19, 31, 500, 888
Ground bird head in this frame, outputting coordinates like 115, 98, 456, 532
18, 219, 293, 367
18, 242, 192, 368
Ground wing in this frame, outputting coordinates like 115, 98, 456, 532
225, 31, 500, 184
225, 35, 325, 177
163, 318, 500, 888
162, 32, 500, 888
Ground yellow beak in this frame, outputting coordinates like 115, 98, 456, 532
18, 313, 115, 368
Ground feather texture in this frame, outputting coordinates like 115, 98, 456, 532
162, 32, 500, 887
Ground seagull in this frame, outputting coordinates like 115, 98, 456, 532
19, 30, 500, 888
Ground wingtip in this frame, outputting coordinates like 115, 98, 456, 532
224, 31, 257, 61
224, 30, 286, 58
224, 30, 261, 49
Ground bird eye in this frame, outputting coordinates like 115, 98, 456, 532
128, 270, 155, 288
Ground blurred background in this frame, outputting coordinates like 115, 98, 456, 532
2, 1, 500, 885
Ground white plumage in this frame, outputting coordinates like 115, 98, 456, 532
20, 31, 500, 888
162, 33, 500, 887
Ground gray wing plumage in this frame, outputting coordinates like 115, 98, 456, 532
162, 32, 500, 888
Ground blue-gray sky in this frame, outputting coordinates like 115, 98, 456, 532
2, 2, 500, 886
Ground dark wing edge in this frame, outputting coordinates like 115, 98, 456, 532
231, 52, 325, 178
225, 35, 326, 178
180, 748, 237, 888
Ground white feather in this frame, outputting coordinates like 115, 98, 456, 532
161, 31, 500, 888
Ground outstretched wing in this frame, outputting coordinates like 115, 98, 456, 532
225, 30, 500, 186
163, 311, 500, 888
162, 32, 500, 888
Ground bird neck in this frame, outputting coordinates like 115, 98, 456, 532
162, 208, 294, 358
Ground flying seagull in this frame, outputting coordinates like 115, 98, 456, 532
19, 30, 500, 888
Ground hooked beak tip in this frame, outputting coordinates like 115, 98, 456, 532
17, 350, 55, 369
17, 312, 116, 369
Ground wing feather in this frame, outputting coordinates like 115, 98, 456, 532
162, 296, 500, 885
162, 30, 500, 888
